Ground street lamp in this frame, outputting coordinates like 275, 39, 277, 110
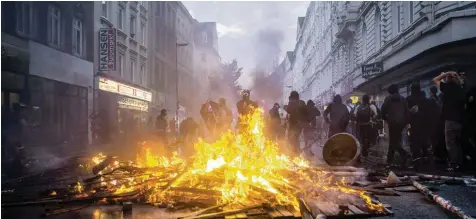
175, 42, 189, 124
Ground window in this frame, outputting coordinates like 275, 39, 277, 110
118, 54, 124, 77
392, 2, 402, 36
48, 5, 61, 47
16, 2, 33, 36
72, 18, 83, 56
118, 6, 124, 30
362, 22, 367, 60
130, 15, 136, 38
140, 65, 146, 85
130, 59, 136, 82
409, 2, 414, 24
375, 7, 381, 49
140, 22, 146, 45
101, 1, 108, 18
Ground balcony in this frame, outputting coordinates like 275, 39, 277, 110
335, 2, 360, 40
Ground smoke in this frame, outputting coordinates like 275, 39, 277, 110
253, 28, 285, 72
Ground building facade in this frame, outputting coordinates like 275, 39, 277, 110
289, 1, 476, 107
92, 1, 152, 144
2, 1, 94, 152
194, 22, 221, 102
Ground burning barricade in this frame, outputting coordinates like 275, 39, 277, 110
2, 108, 392, 218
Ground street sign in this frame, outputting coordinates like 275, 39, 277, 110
362, 62, 383, 79
99, 28, 116, 71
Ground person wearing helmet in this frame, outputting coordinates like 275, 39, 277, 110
236, 90, 258, 132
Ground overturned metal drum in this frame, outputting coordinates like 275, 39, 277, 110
322, 133, 361, 166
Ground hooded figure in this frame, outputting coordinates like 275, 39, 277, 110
381, 84, 411, 166
406, 83, 431, 163
323, 95, 350, 138
285, 91, 307, 156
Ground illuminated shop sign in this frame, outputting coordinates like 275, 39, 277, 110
118, 96, 149, 112
98, 76, 152, 102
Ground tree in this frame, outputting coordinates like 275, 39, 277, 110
208, 59, 243, 103
251, 69, 283, 105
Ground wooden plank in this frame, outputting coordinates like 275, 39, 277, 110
347, 205, 366, 215
225, 215, 237, 219
235, 213, 247, 218
267, 208, 283, 218
314, 201, 340, 216
275, 206, 295, 219
284, 206, 301, 218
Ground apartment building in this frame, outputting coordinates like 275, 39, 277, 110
2, 1, 94, 150
194, 22, 221, 101
288, 1, 476, 106
93, 1, 152, 141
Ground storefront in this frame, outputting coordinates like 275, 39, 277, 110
95, 75, 152, 144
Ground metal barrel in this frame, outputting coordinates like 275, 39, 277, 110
322, 133, 361, 166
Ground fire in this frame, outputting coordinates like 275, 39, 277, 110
83, 108, 383, 213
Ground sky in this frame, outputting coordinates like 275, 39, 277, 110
183, 1, 309, 88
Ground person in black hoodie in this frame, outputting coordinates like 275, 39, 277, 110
428, 86, 447, 165
433, 71, 466, 171
285, 91, 307, 156
303, 100, 321, 156
323, 94, 350, 138
269, 103, 282, 142
406, 83, 431, 165
381, 84, 411, 166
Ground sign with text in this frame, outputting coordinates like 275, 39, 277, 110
99, 28, 116, 71
362, 62, 383, 79
98, 76, 152, 102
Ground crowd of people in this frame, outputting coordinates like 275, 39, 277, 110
264, 71, 474, 173
150, 70, 475, 173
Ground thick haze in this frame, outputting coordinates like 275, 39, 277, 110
183, 1, 309, 88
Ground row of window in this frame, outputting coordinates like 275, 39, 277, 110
16, 2, 85, 57
117, 52, 147, 86
102, 1, 147, 46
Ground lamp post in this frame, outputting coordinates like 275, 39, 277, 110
175, 42, 189, 125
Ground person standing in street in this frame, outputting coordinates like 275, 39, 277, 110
156, 109, 169, 155
323, 95, 350, 138
303, 100, 320, 157
268, 103, 282, 142
346, 99, 355, 136
236, 90, 259, 132
433, 71, 466, 171
354, 95, 377, 161
406, 83, 431, 166
381, 84, 411, 166
428, 86, 447, 166
285, 91, 307, 156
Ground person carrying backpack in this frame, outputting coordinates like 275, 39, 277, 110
354, 95, 377, 160
381, 84, 411, 166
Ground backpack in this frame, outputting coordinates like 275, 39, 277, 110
356, 105, 372, 124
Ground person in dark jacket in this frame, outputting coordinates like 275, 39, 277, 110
323, 95, 350, 138
236, 90, 259, 132
428, 86, 447, 165
156, 109, 169, 154
406, 83, 431, 164
433, 71, 466, 171
354, 95, 377, 160
269, 103, 282, 142
303, 100, 320, 156
381, 84, 411, 166
285, 91, 306, 156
